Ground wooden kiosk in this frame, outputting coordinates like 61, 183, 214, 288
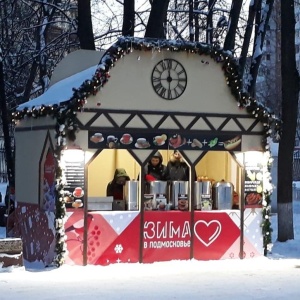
12, 37, 279, 266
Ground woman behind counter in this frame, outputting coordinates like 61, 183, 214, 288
106, 168, 130, 201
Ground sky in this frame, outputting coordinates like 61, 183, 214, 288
0, 200, 299, 300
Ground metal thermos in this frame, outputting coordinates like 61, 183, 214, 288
124, 180, 139, 211
171, 181, 189, 210
144, 181, 168, 210
212, 180, 233, 210
194, 181, 212, 210
148, 181, 168, 196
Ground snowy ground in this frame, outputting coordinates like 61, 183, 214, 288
0, 202, 299, 300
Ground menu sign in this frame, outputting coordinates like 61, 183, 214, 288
244, 164, 263, 207
88, 131, 242, 152
63, 150, 85, 209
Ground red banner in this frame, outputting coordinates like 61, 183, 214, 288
193, 211, 240, 260
143, 211, 191, 263
65, 211, 140, 265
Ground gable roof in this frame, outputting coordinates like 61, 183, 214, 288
50, 49, 104, 87
13, 36, 282, 146
17, 65, 98, 111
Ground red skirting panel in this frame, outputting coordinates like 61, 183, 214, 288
143, 211, 191, 263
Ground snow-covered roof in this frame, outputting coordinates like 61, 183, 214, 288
49, 50, 104, 87
17, 65, 98, 111
17, 49, 104, 111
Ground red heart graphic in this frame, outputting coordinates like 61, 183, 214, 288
194, 220, 222, 247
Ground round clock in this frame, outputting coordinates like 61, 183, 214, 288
151, 59, 187, 100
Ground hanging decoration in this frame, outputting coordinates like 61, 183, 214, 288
11, 36, 281, 266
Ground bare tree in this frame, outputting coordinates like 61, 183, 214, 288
223, 0, 243, 51
239, 0, 260, 77
145, 0, 170, 38
206, 0, 215, 44
246, 0, 274, 97
0, 0, 78, 109
188, 0, 194, 41
0, 0, 79, 194
122, 0, 135, 36
0, 48, 14, 186
78, 0, 95, 50
277, 0, 299, 241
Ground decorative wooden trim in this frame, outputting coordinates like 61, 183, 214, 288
82, 110, 262, 134
39, 131, 55, 210
16, 109, 264, 136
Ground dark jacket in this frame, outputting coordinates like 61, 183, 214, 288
106, 168, 130, 200
145, 151, 167, 181
165, 153, 190, 181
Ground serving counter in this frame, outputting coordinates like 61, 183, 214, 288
64, 208, 263, 265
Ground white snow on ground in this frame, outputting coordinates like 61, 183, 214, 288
0, 201, 299, 300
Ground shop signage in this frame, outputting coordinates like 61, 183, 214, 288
63, 150, 85, 209
143, 211, 241, 262
88, 131, 242, 151
143, 211, 191, 262
244, 163, 263, 207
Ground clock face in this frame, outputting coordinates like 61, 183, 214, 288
151, 59, 187, 100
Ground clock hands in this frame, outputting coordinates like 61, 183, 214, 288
168, 68, 171, 93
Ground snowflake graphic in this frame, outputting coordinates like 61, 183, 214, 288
114, 244, 123, 254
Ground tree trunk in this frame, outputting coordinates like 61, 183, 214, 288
0, 50, 14, 186
223, 0, 243, 51
78, 0, 95, 50
239, 0, 260, 77
277, 0, 298, 241
247, 0, 274, 97
145, 0, 170, 39
194, 1, 199, 42
206, 0, 214, 44
23, 61, 39, 103
122, 0, 135, 36
189, 0, 194, 42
